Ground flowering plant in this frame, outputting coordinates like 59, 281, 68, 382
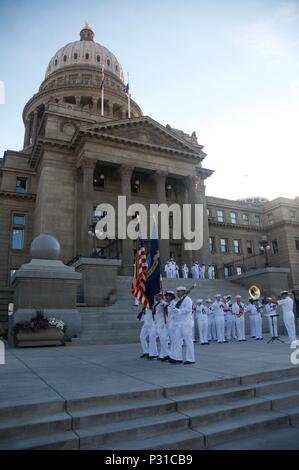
14, 310, 65, 333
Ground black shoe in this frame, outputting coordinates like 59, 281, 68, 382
260, 337, 264, 340
184, 361, 195, 365
157, 357, 163, 361
147, 355, 159, 360
168, 358, 177, 364
161, 356, 170, 362
140, 353, 149, 358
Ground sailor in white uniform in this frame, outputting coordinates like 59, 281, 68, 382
232, 295, 246, 341
195, 299, 209, 345
206, 298, 217, 341
208, 265, 214, 280
139, 307, 154, 358
272, 291, 297, 344
200, 264, 206, 279
212, 294, 226, 343
174, 263, 179, 279
182, 263, 189, 279
170, 286, 195, 364
265, 297, 278, 338
246, 298, 256, 338
164, 291, 177, 361
148, 293, 170, 360
223, 295, 233, 341
191, 263, 199, 280
164, 262, 170, 279
245, 299, 263, 340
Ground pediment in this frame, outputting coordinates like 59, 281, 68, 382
79, 117, 205, 157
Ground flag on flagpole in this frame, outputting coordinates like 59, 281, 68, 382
100, 66, 105, 116
131, 236, 148, 306
145, 220, 161, 308
123, 72, 131, 118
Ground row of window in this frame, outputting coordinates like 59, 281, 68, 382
53, 54, 117, 71
208, 208, 297, 226
209, 236, 279, 255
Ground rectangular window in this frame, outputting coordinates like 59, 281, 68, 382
13, 214, 25, 225
224, 266, 232, 278
12, 229, 24, 250
295, 239, 299, 250
230, 212, 237, 224
290, 210, 296, 220
268, 214, 274, 225
272, 240, 279, 254
247, 240, 253, 255
209, 236, 216, 253
207, 208, 211, 218
131, 177, 140, 193
242, 213, 249, 225
236, 267, 242, 275
255, 215, 261, 226
16, 177, 27, 193
217, 210, 224, 223
220, 238, 228, 253
233, 239, 241, 254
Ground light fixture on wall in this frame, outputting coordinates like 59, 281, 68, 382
167, 184, 172, 190
135, 179, 140, 185
100, 173, 105, 180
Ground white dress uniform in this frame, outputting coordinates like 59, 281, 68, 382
246, 302, 256, 338
167, 299, 178, 360
223, 301, 233, 340
174, 264, 179, 279
245, 303, 263, 339
232, 302, 246, 341
149, 300, 170, 359
140, 308, 153, 354
207, 303, 217, 341
182, 264, 189, 279
212, 299, 226, 343
164, 263, 170, 279
200, 264, 206, 279
265, 303, 278, 337
173, 295, 195, 363
195, 302, 209, 344
277, 296, 297, 343
169, 261, 176, 279
191, 264, 199, 279
208, 266, 214, 280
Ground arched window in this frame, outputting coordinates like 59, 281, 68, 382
115, 65, 118, 72
97, 55, 101, 62
74, 53, 78, 60
63, 55, 67, 62
107, 58, 110, 66
55, 59, 58, 66
85, 53, 89, 60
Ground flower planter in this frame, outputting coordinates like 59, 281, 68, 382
15, 327, 65, 347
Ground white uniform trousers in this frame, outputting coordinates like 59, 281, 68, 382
173, 322, 195, 362
267, 316, 278, 337
225, 313, 233, 340
208, 314, 217, 340
215, 315, 225, 342
197, 317, 209, 344
168, 321, 177, 360
231, 315, 237, 339
183, 271, 188, 279
157, 323, 170, 358
140, 324, 151, 354
236, 315, 245, 340
283, 312, 297, 343
249, 315, 256, 337
254, 314, 263, 339
148, 324, 159, 356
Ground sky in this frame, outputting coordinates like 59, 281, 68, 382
0, 0, 299, 201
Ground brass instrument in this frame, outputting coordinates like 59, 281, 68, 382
236, 304, 244, 318
249, 285, 261, 300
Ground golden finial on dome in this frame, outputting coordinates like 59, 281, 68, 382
80, 22, 94, 41
84, 21, 92, 30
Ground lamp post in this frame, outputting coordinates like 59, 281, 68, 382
88, 212, 103, 257
260, 235, 271, 268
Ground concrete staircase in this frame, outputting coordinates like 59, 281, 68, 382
72, 276, 250, 345
1, 367, 299, 449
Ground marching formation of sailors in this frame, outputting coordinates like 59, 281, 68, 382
138, 289, 297, 364
164, 259, 215, 280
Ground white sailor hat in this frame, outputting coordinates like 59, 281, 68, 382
235, 295, 242, 299
280, 290, 289, 295
215, 293, 222, 298
267, 297, 272, 301
205, 298, 212, 303
165, 290, 175, 296
176, 286, 186, 292
196, 298, 204, 304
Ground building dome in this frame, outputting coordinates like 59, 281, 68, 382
45, 23, 124, 83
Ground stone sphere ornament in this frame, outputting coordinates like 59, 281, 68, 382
30, 234, 61, 260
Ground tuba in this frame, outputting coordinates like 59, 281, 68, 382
249, 285, 261, 300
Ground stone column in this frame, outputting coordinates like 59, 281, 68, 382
121, 107, 127, 119
183, 183, 194, 268
155, 171, 170, 266
75, 96, 81, 107
81, 158, 96, 257
31, 109, 39, 144
185, 175, 210, 265
107, 101, 114, 119
91, 97, 98, 113
23, 119, 31, 148
118, 164, 134, 275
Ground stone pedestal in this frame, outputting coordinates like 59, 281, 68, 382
10, 258, 82, 343
72, 257, 121, 307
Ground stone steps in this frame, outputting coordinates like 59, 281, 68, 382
1, 368, 299, 449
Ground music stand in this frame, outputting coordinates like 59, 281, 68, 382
267, 314, 284, 344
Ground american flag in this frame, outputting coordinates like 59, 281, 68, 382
131, 237, 148, 306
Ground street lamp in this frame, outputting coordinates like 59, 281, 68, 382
88, 212, 103, 257
260, 235, 271, 268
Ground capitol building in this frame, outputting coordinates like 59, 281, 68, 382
0, 24, 298, 327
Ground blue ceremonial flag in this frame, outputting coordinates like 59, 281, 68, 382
145, 222, 161, 308
123, 83, 129, 94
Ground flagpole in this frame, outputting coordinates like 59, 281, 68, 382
101, 66, 105, 117
127, 72, 131, 119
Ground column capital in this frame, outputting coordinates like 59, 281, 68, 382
118, 164, 134, 178
80, 157, 96, 170
155, 170, 168, 181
